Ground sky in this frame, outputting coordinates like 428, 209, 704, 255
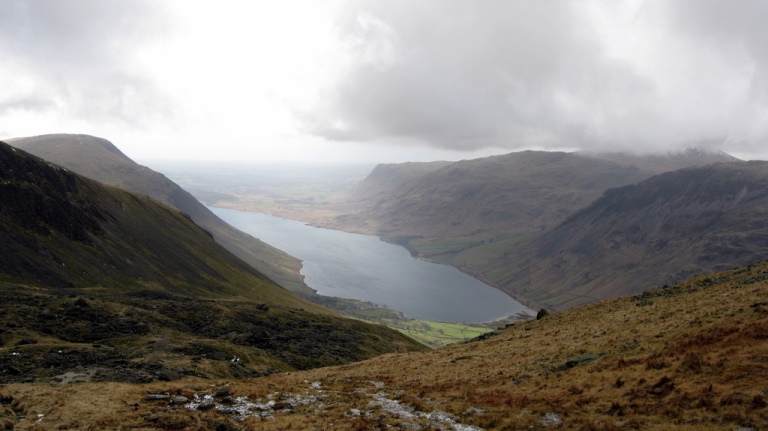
1, 0, 767, 163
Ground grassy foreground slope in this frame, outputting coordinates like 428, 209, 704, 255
0, 141, 425, 384
3, 259, 768, 429
9, 134, 310, 294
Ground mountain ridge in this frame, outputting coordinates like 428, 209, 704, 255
9, 133, 311, 294
332, 151, 652, 239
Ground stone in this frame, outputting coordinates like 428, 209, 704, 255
541, 412, 562, 426
145, 393, 170, 401
157, 369, 181, 382
170, 395, 189, 405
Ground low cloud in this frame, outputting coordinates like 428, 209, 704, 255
303, 0, 768, 155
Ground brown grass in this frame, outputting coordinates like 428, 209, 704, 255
4, 260, 768, 429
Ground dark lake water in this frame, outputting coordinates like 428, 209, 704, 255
211, 207, 531, 323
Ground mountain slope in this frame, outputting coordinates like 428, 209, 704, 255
5, 259, 768, 429
338, 148, 741, 241
8, 134, 310, 294
0, 141, 425, 382
334, 151, 652, 240
522, 161, 768, 310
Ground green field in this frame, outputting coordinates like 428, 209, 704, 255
306, 295, 498, 348
383, 319, 494, 347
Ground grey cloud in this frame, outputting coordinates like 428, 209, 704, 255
305, 0, 586, 150
0, 0, 171, 126
304, 0, 768, 155
668, 0, 768, 141
0, 96, 56, 114
0, 0, 166, 67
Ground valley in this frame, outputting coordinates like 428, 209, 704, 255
152, 148, 762, 312
4, 135, 768, 430
5, 2, 768, 429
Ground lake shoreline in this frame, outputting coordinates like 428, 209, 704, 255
210, 207, 532, 323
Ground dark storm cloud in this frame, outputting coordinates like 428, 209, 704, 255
304, 0, 768, 155
0, 0, 170, 125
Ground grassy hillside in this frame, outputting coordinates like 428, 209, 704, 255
9, 134, 311, 294
4, 259, 768, 429
0, 141, 426, 383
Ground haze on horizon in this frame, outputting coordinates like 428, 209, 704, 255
1, 0, 767, 163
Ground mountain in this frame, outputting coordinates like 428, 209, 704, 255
330, 149, 739, 243
8, 134, 311, 294
0, 141, 425, 383
524, 161, 768, 310
4, 259, 768, 429
331, 152, 652, 240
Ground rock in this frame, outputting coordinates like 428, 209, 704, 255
215, 386, 231, 398
157, 369, 180, 382
541, 412, 562, 426
536, 308, 550, 320
145, 393, 170, 401
428, 410, 456, 422
197, 399, 215, 411
170, 395, 189, 405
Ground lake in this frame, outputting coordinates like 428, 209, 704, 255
211, 207, 531, 323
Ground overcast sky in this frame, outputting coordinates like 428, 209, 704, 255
1, 0, 767, 162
